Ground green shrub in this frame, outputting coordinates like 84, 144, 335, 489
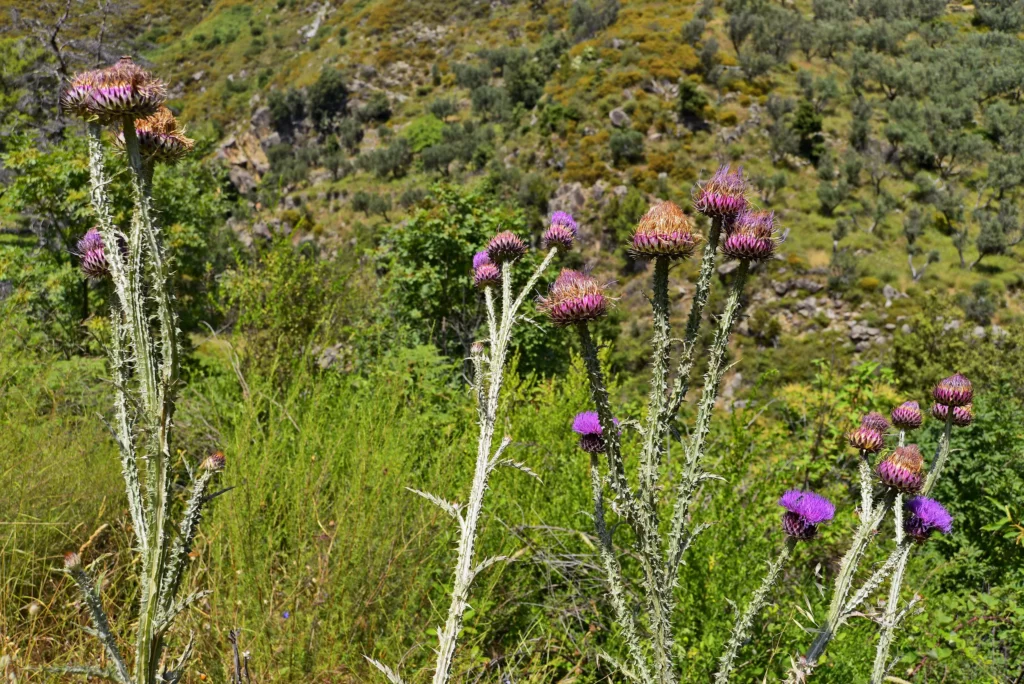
609, 129, 645, 166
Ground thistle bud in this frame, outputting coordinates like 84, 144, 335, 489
61, 56, 166, 123
202, 451, 226, 471
115, 106, 194, 164
539, 269, 607, 325
542, 211, 578, 251
933, 373, 972, 407
572, 411, 618, 454
629, 201, 701, 260
778, 489, 835, 540
890, 401, 923, 430
860, 411, 891, 434
76, 228, 109, 280
470, 341, 485, 356
487, 231, 527, 264
720, 209, 778, 262
847, 426, 884, 453
474, 263, 501, 289
931, 403, 973, 427
693, 165, 747, 220
64, 551, 82, 570
876, 445, 924, 493
904, 496, 952, 542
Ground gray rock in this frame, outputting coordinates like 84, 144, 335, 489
192, 70, 205, 81
855, 341, 872, 352
228, 166, 258, 194
901, 324, 912, 334
972, 325, 986, 339
718, 261, 741, 276
885, 323, 897, 331
609, 108, 631, 128
792, 278, 824, 294
943, 319, 962, 332
772, 281, 790, 295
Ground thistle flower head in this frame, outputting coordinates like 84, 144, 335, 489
933, 373, 973, 407
931, 402, 973, 427
891, 401, 923, 430
571, 411, 618, 454
472, 250, 492, 270
116, 106, 194, 164
202, 451, 226, 471
61, 56, 166, 123
487, 230, 527, 264
904, 496, 953, 542
474, 263, 501, 289
877, 444, 924, 493
629, 201, 702, 260
721, 209, 778, 262
543, 211, 578, 251
539, 269, 607, 325
779, 489, 835, 540
847, 425, 884, 453
693, 164, 748, 219
63, 551, 82, 570
860, 411, 891, 434
76, 228, 109, 280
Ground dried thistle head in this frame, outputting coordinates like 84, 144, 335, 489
876, 444, 924, 493
61, 56, 166, 123
904, 496, 952, 542
891, 401, 923, 430
779, 489, 835, 540
116, 106, 194, 164
629, 201, 702, 260
721, 209, 779, 262
693, 164, 748, 220
542, 211, 578, 252
539, 269, 607, 325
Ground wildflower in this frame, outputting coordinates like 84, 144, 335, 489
202, 451, 226, 471
543, 211, 578, 251
487, 231, 527, 264
933, 373, 972, 407
572, 411, 618, 454
890, 401, 923, 430
629, 201, 701, 260
720, 209, 778, 262
472, 251, 492, 270
779, 489, 835, 540
904, 496, 952, 542
931, 403, 973, 427
61, 56, 166, 123
64, 551, 82, 570
860, 411, 891, 434
876, 445, 924, 493
847, 425, 884, 453
77, 228, 109, 280
539, 269, 607, 325
474, 263, 501, 289
693, 165, 748, 219
116, 106, 194, 164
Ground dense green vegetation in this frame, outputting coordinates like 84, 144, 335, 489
1, 0, 1023, 682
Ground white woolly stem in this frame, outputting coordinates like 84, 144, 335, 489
67, 564, 132, 684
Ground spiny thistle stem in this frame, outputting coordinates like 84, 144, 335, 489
714, 536, 797, 684
66, 561, 132, 684
665, 258, 750, 581
640, 256, 671, 511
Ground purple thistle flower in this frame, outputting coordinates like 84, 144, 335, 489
720, 210, 777, 262
539, 269, 607, 326
876, 445, 924, 493
77, 228, 109, 280
474, 263, 501, 289
779, 489, 835, 540
543, 214, 577, 251
693, 165, 748, 220
933, 373, 972, 407
860, 411, 891, 434
61, 56, 166, 123
629, 201, 702, 260
487, 230, 527, 264
472, 250, 492, 270
891, 401, 923, 430
847, 425, 884, 453
572, 411, 618, 454
904, 496, 953, 542
931, 402, 973, 427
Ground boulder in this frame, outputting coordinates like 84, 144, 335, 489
609, 108, 631, 128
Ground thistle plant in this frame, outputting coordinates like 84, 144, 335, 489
789, 374, 970, 681
555, 167, 789, 683
56, 57, 217, 684
368, 217, 565, 684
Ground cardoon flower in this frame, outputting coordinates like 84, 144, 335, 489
693, 165, 748, 219
77, 228, 109, 279
61, 56, 166, 123
629, 201, 702, 260
202, 451, 226, 471
860, 411, 891, 434
876, 445, 924, 493
933, 373, 972, 407
542, 211, 578, 251
572, 411, 618, 454
487, 230, 527, 264
539, 269, 607, 325
474, 263, 501, 289
904, 496, 952, 542
931, 402, 973, 427
779, 490, 836, 540
116, 106, 194, 164
891, 401, 923, 430
847, 425, 884, 453
721, 209, 778, 261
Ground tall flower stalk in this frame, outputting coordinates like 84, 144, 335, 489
57, 57, 216, 684
369, 225, 562, 684
554, 169, 787, 682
